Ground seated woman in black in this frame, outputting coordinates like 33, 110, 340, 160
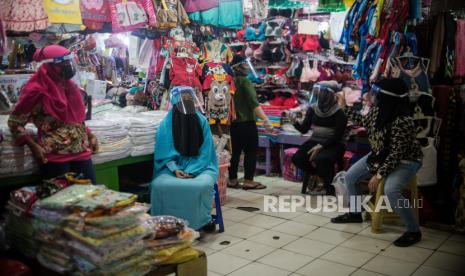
292, 83, 347, 195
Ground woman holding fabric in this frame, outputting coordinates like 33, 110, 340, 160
151, 86, 218, 231
332, 78, 423, 247
291, 81, 348, 196
8, 45, 98, 183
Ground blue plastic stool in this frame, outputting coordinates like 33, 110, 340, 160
212, 183, 225, 233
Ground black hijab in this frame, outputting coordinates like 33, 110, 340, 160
374, 78, 411, 129
172, 99, 204, 157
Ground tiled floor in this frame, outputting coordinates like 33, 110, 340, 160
195, 176, 465, 276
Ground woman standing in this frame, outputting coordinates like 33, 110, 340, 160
331, 78, 423, 247
292, 82, 347, 195
8, 45, 98, 183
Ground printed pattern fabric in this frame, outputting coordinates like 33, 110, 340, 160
346, 106, 423, 177
8, 104, 91, 157
169, 57, 203, 91
80, 0, 112, 30
0, 0, 49, 32
108, 0, 156, 32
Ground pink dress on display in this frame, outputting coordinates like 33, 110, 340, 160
0, 0, 49, 32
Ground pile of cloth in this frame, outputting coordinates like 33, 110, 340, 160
127, 111, 166, 157
4, 186, 38, 258
256, 105, 288, 141
3, 180, 199, 275
86, 119, 131, 164
94, 110, 166, 157
0, 115, 38, 176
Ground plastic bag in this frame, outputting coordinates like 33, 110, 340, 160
145, 215, 186, 239
332, 171, 349, 208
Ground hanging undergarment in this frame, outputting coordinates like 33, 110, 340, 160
300, 59, 320, 83
261, 42, 286, 62
388, 57, 435, 138
265, 17, 286, 37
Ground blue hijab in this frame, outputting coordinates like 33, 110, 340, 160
154, 87, 218, 179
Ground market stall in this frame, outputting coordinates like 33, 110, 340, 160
1, 0, 465, 274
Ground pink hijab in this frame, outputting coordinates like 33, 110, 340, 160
13, 45, 86, 124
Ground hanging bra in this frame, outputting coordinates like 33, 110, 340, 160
245, 43, 253, 58
265, 18, 286, 37
261, 42, 286, 62
301, 59, 320, 82
286, 56, 301, 77
245, 22, 266, 41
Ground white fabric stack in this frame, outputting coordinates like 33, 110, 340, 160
128, 111, 166, 157
94, 110, 166, 157
0, 116, 38, 176
86, 119, 131, 164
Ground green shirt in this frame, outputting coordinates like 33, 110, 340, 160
233, 76, 260, 122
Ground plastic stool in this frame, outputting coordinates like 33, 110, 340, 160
366, 177, 419, 233
212, 183, 225, 233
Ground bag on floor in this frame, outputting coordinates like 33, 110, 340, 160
332, 171, 349, 207
283, 148, 304, 182
417, 137, 437, 187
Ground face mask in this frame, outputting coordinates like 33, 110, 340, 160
59, 61, 76, 80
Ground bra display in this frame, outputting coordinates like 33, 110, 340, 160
245, 22, 266, 41
261, 42, 286, 62
265, 17, 286, 37
300, 59, 320, 83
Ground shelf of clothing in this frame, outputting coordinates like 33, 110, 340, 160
0, 154, 154, 191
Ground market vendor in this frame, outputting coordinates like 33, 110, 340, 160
8, 45, 98, 183
291, 81, 348, 196
151, 86, 218, 231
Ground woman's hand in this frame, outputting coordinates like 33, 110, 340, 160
175, 170, 193, 179
89, 134, 99, 153
307, 144, 323, 161
368, 175, 381, 193
28, 142, 47, 165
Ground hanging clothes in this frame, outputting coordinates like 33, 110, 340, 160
0, 0, 49, 32
43, 0, 83, 25
169, 57, 203, 91
318, 0, 346, 12
455, 19, 465, 77
430, 13, 445, 79
188, 0, 243, 29
181, 0, 218, 12
202, 40, 234, 63
80, 0, 112, 30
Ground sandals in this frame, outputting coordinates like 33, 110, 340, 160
242, 181, 267, 190
228, 179, 241, 189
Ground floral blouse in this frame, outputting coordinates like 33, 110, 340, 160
8, 103, 91, 161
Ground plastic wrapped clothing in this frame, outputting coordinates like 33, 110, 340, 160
150, 94, 218, 230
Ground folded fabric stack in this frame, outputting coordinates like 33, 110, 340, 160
86, 119, 132, 164
257, 105, 289, 141
94, 110, 167, 157
0, 116, 38, 176
4, 182, 199, 274
4, 186, 39, 258
127, 111, 166, 157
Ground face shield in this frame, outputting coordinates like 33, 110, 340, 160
42, 53, 77, 80
171, 86, 204, 115
311, 83, 335, 104
368, 84, 408, 105
232, 57, 258, 78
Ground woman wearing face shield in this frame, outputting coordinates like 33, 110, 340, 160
332, 78, 423, 247
8, 45, 98, 183
291, 81, 348, 196
228, 55, 273, 190
151, 86, 219, 231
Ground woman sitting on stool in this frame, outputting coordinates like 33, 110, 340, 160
291, 82, 347, 196
331, 78, 423, 247
151, 86, 218, 232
